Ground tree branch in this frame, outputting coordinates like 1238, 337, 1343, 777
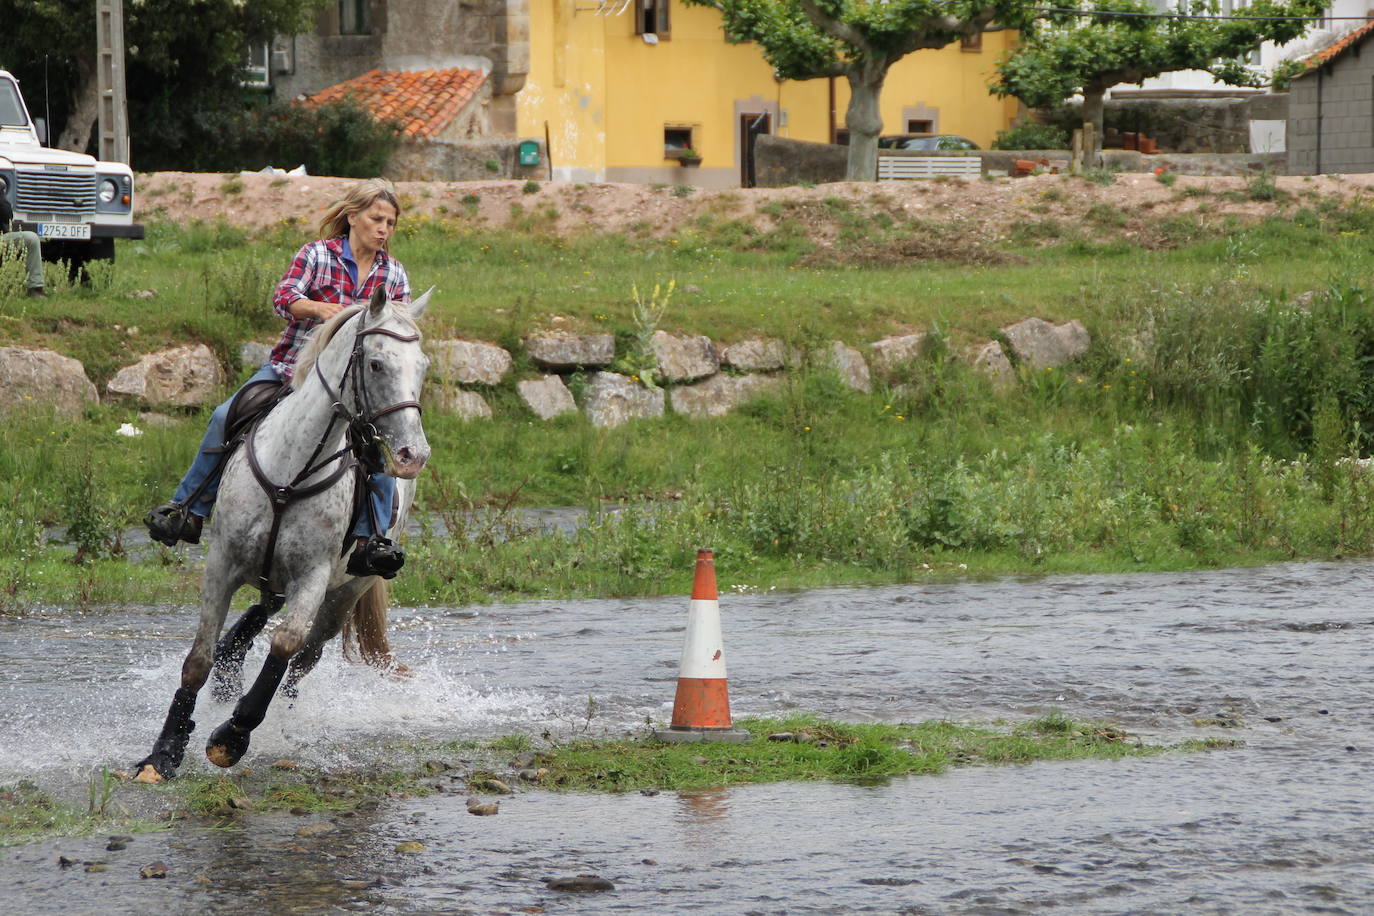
797, 0, 874, 56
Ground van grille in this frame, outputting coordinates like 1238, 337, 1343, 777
15, 169, 97, 216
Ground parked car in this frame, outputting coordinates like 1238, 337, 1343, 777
877, 133, 980, 151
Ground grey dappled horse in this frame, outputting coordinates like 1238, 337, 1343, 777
135, 286, 432, 782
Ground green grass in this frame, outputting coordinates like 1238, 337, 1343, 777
536, 714, 1238, 792
5, 210, 1374, 607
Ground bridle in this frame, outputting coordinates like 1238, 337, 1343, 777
244, 307, 423, 596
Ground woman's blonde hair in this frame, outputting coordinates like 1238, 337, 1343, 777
319, 178, 402, 240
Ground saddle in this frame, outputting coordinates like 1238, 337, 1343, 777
224, 378, 289, 445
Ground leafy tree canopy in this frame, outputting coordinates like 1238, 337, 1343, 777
0, 0, 325, 156
995, 0, 1328, 109
687, 0, 1039, 178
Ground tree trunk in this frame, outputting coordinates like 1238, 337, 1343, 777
1081, 85, 1107, 167
57, 54, 97, 154
843, 65, 887, 182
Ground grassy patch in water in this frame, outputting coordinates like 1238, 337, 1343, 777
535, 714, 1239, 792
0, 771, 160, 847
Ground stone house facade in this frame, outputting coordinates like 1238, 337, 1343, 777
270, 0, 530, 136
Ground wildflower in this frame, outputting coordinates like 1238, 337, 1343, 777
116, 423, 143, 437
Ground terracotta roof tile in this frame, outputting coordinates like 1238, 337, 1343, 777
300, 67, 487, 139
1301, 22, 1374, 71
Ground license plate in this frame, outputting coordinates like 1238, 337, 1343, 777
37, 223, 92, 240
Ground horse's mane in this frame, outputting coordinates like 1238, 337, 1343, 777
289, 300, 420, 391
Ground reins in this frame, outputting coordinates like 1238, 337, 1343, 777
245, 309, 422, 599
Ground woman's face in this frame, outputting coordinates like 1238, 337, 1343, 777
348, 198, 399, 252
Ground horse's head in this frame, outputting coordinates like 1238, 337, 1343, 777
354, 285, 433, 479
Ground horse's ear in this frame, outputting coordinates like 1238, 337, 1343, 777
368, 284, 388, 320
408, 286, 434, 321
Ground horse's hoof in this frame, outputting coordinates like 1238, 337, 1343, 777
133, 764, 165, 784
205, 722, 250, 769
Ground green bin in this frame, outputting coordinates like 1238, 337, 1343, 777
518, 140, 541, 166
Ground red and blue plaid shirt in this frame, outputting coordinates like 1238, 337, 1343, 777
269, 236, 410, 379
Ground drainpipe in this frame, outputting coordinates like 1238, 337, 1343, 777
1315, 66, 1324, 175
828, 77, 836, 143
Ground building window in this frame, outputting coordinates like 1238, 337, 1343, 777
906, 119, 933, 133
664, 125, 695, 157
339, 0, 370, 35
961, 31, 982, 52
635, 0, 671, 39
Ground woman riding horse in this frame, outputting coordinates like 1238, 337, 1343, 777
145, 178, 410, 578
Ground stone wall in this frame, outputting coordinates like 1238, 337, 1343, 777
754, 135, 848, 187
755, 135, 1284, 185
385, 137, 547, 181
6, 318, 1094, 429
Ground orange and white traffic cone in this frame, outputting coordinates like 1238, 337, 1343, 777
653, 549, 750, 743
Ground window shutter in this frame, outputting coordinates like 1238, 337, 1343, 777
656, 0, 671, 39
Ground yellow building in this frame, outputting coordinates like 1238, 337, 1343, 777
518, 0, 1020, 187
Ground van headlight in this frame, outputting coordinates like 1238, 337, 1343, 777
99, 178, 118, 204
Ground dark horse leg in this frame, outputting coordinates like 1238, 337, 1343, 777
211, 596, 283, 702
135, 576, 237, 782
282, 577, 376, 699
205, 651, 291, 768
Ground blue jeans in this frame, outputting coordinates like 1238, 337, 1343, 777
172, 364, 395, 538
1, 231, 44, 290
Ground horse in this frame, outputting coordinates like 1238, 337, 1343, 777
134, 285, 432, 783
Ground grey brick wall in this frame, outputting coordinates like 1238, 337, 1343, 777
1288, 44, 1374, 175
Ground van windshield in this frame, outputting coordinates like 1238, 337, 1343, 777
0, 81, 28, 127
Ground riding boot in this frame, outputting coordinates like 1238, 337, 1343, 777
145, 503, 204, 547
346, 535, 405, 579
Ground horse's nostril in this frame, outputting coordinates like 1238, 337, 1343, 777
397, 446, 414, 463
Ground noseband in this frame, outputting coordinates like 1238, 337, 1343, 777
317, 317, 423, 474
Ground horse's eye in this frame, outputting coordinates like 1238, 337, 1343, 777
369, 358, 384, 373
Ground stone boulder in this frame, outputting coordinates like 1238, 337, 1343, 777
107, 344, 225, 408
239, 340, 273, 370
1000, 318, 1090, 370
670, 372, 785, 418
583, 371, 664, 428
526, 330, 615, 370
518, 374, 577, 420
970, 341, 1013, 386
720, 338, 789, 372
869, 332, 928, 377
429, 339, 512, 386
651, 331, 718, 383
815, 341, 871, 393
0, 347, 99, 417
428, 385, 492, 420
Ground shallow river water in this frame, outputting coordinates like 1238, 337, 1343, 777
2, 561, 1372, 914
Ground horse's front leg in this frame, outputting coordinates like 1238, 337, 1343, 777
211, 595, 283, 702
205, 573, 329, 768
283, 577, 376, 698
135, 574, 237, 782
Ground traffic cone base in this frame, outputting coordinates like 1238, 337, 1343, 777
652, 549, 751, 744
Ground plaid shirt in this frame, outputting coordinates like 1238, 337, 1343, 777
269, 236, 410, 379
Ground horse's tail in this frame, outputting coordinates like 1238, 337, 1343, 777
341, 579, 394, 668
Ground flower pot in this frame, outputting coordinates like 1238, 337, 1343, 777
679, 156, 702, 168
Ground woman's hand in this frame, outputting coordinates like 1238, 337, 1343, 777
289, 298, 344, 322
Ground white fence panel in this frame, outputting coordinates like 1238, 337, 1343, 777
877, 155, 982, 180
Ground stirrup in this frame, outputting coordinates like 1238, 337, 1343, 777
145, 503, 202, 547
347, 535, 405, 579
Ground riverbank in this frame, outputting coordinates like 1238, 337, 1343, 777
4, 176, 1374, 608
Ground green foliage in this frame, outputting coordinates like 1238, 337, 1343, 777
993, 0, 1329, 139
522, 180, 541, 195
993, 123, 1070, 150
538, 714, 1199, 792
683, 0, 1038, 177
145, 98, 400, 177
0, 0, 327, 158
